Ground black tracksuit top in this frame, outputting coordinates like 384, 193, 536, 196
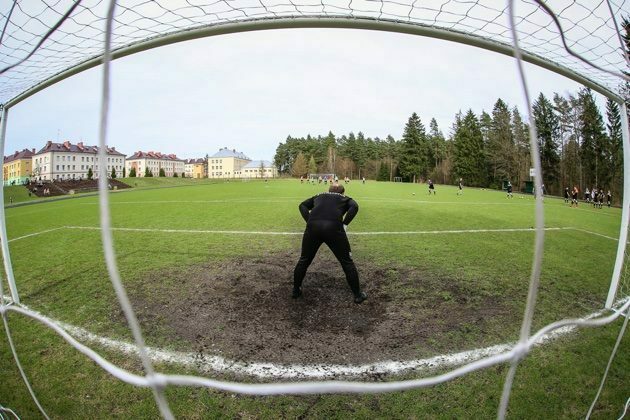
299, 192, 359, 226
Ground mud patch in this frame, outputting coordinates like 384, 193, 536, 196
122, 250, 512, 366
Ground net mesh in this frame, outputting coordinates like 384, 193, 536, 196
0, 0, 629, 418
0, 0, 628, 105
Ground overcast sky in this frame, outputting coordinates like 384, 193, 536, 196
4, 28, 607, 162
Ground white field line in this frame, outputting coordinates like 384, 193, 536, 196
8, 226, 620, 243
64, 226, 573, 236
3, 296, 627, 379
8, 227, 65, 242
570, 228, 619, 242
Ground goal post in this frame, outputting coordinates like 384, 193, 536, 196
0, 0, 629, 418
606, 102, 630, 309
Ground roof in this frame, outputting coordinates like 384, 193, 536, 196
35, 141, 125, 156
184, 158, 205, 164
127, 151, 184, 162
210, 148, 250, 160
242, 160, 275, 169
4, 148, 36, 163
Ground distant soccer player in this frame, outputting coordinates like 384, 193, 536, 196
428, 179, 436, 195
506, 181, 513, 198
571, 186, 579, 207
457, 178, 463, 196
292, 184, 367, 304
607, 190, 612, 208
585, 188, 590, 203
564, 187, 569, 204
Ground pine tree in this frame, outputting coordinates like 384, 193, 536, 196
486, 98, 515, 187
512, 107, 530, 188
291, 152, 307, 177
532, 92, 560, 192
111, 167, 116, 179
123, 167, 126, 178
607, 98, 623, 201
428, 118, 447, 183
144, 167, 152, 177
308, 155, 317, 175
452, 110, 486, 186
397, 112, 429, 182
129, 167, 136, 177
159, 168, 166, 177
579, 88, 610, 189
87, 167, 93, 180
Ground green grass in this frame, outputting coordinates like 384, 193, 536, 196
1, 178, 628, 418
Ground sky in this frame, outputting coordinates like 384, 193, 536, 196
4, 28, 608, 162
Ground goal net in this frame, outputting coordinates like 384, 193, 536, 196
0, 1, 629, 419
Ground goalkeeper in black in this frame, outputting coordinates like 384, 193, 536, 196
293, 184, 367, 304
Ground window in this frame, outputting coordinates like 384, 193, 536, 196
56, 165, 59, 170
72, 156, 76, 161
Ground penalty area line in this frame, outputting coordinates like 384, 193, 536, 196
4, 296, 627, 380
64, 226, 572, 236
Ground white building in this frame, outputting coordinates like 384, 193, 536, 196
32, 141, 126, 181
126, 151, 185, 177
241, 160, 278, 179
208, 148, 251, 179
184, 158, 206, 179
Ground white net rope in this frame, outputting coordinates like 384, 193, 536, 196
0, 0, 629, 418
0, 0, 629, 105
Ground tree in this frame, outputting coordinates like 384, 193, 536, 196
532, 92, 560, 192
512, 107, 530, 189
606, 98, 623, 200
428, 118, 447, 183
452, 110, 486, 186
182, 172, 185, 178
87, 167, 93, 180
291, 152, 307, 177
123, 167, 126, 178
145, 167, 153, 177
259, 160, 266, 178
307, 155, 317, 176
397, 112, 429, 182
110, 167, 116, 179
173, 172, 178, 177
159, 168, 166, 177
486, 98, 516, 187
579, 88, 609, 189
129, 167, 136, 177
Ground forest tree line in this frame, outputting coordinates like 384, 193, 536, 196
273, 88, 627, 201
274, 17, 629, 201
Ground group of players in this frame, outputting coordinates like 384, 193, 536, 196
565, 186, 611, 208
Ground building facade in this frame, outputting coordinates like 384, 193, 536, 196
184, 158, 206, 179
3, 149, 35, 185
126, 151, 185, 177
32, 141, 126, 181
208, 148, 251, 179
241, 160, 278, 179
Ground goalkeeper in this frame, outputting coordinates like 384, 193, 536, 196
292, 184, 367, 304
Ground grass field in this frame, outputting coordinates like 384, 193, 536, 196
1, 178, 628, 419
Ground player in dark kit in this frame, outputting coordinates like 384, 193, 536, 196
293, 184, 367, 304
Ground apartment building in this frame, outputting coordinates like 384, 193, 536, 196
208, 148, 251, 179
184, 158, 206, 179
32, 141, 126, 181
3, 148, 35, 186
126, 151, 185, 177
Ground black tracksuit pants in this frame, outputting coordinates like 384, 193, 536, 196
293, 220, 361, 296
